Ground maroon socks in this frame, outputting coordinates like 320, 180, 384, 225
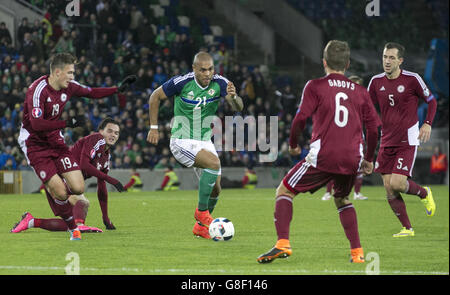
387, 194, 412, 229
405, 180, 427, 199
274, 195, 293, 240
338, 203, 361, 249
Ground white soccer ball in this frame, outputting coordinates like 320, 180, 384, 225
209, 217, 234, 241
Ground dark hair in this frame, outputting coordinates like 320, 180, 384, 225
98, 117, 120, 131
384, 42, 405, 59
348, 75, 363, 85
49, 53, 77, 72
323, 40, 350, 71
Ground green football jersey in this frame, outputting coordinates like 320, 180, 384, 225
162, 72, 229, 141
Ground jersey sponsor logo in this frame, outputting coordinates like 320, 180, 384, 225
39, 170, 46, 179
397, 85, 405, 93
47, 97, 52, 102
379, 86, 385, 91
32, 107, 43, 118
187, 90, 195, 99
61, 93, 67, 102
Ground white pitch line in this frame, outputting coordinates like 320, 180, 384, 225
0, 265, 447, 275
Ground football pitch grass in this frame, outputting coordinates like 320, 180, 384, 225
0, 186, 448, 275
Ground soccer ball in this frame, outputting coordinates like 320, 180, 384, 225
209, 217, 234, 241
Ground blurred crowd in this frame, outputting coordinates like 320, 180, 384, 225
0, 0, 311, 171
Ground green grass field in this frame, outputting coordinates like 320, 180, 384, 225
0, 186, 448, 275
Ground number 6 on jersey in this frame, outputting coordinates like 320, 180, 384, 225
335, 92, 349, 127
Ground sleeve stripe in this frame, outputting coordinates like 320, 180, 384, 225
93, 138, 106, 151
70, 80, 89, 88
367, 72, 385, 91
213, 74, 230, 84
33, 80, 47, 107
402, 70, 428, 91
173, 72, 194, 85
298, 80, 312, 110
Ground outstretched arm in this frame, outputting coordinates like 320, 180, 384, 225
70, 75, 136, 100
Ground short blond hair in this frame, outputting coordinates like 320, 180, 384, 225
323, 40, 350, 71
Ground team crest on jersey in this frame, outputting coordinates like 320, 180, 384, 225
208, 89, 215, 96
61, 93, 67, 102
397, 85, 405, 93
32, 107, 43, 118
90, 149, 96, 159
40, 170, 46, 179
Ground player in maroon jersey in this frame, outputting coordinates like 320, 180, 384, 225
16, 53, 135, 240
321, 75, 369, 201
11, 118, 124, 233
257, 40, 380, 264
367, 42, 437, 238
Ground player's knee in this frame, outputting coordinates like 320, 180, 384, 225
276, 183, 295, 199
79, 198, 90, 208
69, 184, 84, 196
208, 157, 221, 171
51, 185, 68, 200
389, 179, 405, 193
334, 196, 350, 208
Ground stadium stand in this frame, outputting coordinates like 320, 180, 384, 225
0, 0, 308, 172
0, 0, 448, 176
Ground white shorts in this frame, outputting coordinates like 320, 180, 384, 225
169, 138, 219, 168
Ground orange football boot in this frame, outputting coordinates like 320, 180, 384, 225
192, 222, 211, 239
350, 247, 365, 263
194, 208, 213, 227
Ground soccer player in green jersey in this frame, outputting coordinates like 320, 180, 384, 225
147, 52, 243, 239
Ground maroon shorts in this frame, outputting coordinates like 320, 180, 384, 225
375, 145, 418, 177
25, 146, 80, 183
283, 160, 356, 198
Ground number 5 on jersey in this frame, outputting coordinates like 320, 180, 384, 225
388, 94, 395, 106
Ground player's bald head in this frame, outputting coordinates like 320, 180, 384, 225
193, 51, 213, 66
192, 51, 214, 87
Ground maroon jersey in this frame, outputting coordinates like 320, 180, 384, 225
290, 73, 380, 175
368, 70, 436, 148
69, 133, 118, 185
21, 76, 94, 149
20, 75, 118, 152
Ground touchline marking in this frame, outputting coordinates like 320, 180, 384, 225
0, 265, 447, 275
